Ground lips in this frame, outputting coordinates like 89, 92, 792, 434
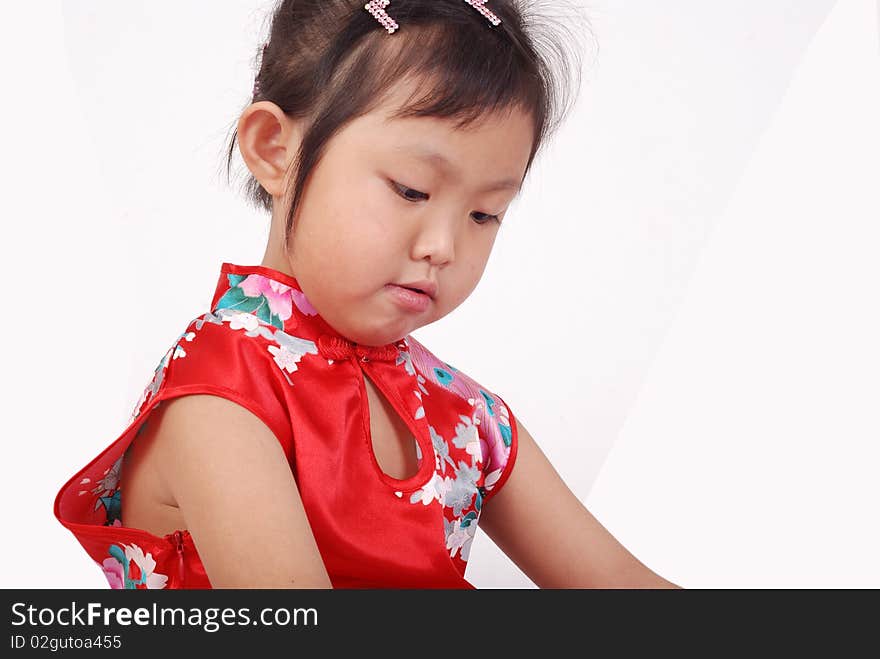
395, 280, 438, 300
386, 284, 433, 312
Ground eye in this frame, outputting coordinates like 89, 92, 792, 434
390, 180, 429, 202
390, 180, 501, 225
471, 212, 500, 225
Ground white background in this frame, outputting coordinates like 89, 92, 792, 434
0, 1, 877, 588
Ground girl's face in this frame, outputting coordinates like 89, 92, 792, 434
273, 81, 534, 346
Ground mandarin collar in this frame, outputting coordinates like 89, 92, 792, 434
210, 262, 407, 362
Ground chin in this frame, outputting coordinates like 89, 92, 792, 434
344, 323, 409, 347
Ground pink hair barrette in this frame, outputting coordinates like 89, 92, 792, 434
463, 0, 502, 27
364, 0, 502, 34
364, 1, 399, 34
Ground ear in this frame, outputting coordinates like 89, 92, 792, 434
236, 102, 304, 198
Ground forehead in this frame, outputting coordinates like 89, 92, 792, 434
345, 78, 535, 184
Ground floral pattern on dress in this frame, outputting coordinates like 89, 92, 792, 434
207, 308, 319, 386
93, 464, 123, 526
391, 338, 515, 563
126, 275, 320, 428
408, 414, 487, 561
102, 542, 168, 589
76, 456, 125, 527
127, 328, 196, 425
215, 272, 316, 329
405, 339, 514, 499
211, 273, 320, 385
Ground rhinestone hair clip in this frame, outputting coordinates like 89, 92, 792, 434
364, 0, 501, 35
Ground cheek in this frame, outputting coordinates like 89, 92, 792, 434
333, 180, 398, 239
464, 237, 495, 273
446, 242, 494, 300
359, 188, 401, 235
442, 261, 482, 305
312, 208, 395, 281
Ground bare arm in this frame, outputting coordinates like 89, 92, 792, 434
148, 394, 332, 588
478, 417, 681, 589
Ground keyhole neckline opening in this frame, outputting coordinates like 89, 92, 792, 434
358, 365, 435, 491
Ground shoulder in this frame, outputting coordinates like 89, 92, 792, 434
153, 308, 318, 389
129, 308, 313, 460
403, 336, 518, 502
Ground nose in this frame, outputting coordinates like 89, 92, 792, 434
410, 211, 456, 266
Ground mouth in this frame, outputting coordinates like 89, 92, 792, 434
393, 285, 431, 298
385, 284, 434, 312
393, 280, 438, 300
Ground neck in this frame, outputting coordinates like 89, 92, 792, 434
260, 213, 297, 280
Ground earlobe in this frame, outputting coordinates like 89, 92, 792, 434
237, 102, 301, 198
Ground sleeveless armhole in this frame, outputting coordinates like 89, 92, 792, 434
479, 392, 519, 506
53, 313, 296, 575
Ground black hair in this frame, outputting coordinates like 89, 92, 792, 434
224, 0, 595, 245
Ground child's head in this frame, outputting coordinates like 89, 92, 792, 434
225, 0, 588, 345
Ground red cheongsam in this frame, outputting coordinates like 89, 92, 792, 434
54, 263, 518, 588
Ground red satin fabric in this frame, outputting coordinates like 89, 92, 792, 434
54, 263, 518, 589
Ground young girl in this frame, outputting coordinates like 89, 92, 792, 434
54, 0, 680, 589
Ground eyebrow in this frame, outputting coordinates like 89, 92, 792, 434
391, 144, 523, 194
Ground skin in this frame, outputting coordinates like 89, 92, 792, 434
127, 75, 681, 588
